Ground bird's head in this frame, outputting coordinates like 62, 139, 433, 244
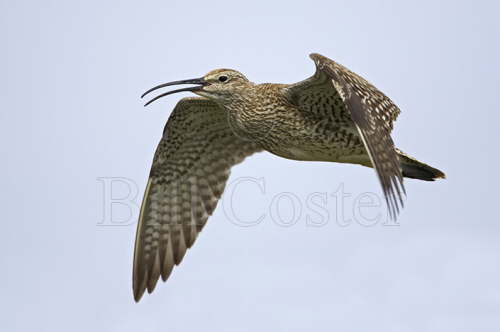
141, 69, 253, 106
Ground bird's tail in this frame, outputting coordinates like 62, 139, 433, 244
397, 149, 446, 181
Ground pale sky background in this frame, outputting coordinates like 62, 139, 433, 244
2, 0, 500, 331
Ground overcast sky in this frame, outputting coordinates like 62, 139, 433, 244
2, 0, 500, 331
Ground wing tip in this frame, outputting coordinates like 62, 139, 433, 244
133, 291, 144, 303
133, 278, 147, 302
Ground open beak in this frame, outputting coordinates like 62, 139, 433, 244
141, 77, 206, 106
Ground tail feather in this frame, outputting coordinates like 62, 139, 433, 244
397, 149, 446, 181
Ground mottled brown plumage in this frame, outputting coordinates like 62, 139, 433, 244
133, 53, 445, 301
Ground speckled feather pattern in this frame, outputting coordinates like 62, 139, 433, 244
133, 53, 442, 301
133, 98, 261, 301
286, 53, 405, 218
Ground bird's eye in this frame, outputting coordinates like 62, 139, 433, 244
218, 75, 228, 82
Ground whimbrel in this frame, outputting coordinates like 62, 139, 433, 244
133, 53, 445, 301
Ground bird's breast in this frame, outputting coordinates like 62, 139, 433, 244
224, 97, 367, 164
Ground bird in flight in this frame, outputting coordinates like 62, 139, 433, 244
133, 53, 445, 301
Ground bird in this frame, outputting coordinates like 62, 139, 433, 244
133, 53, 445, 302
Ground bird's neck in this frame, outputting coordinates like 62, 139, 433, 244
223, 91, 257, 112
222, 84, 288, 142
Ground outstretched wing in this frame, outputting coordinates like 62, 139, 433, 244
285, 53, 405, 219
133, 97, 261, 301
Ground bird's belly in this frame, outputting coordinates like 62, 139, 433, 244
239, 106, 369, 164
262, 118, 370, 165
267, 139, 368, 164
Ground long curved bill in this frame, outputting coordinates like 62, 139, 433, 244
141, 77, 206, 106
